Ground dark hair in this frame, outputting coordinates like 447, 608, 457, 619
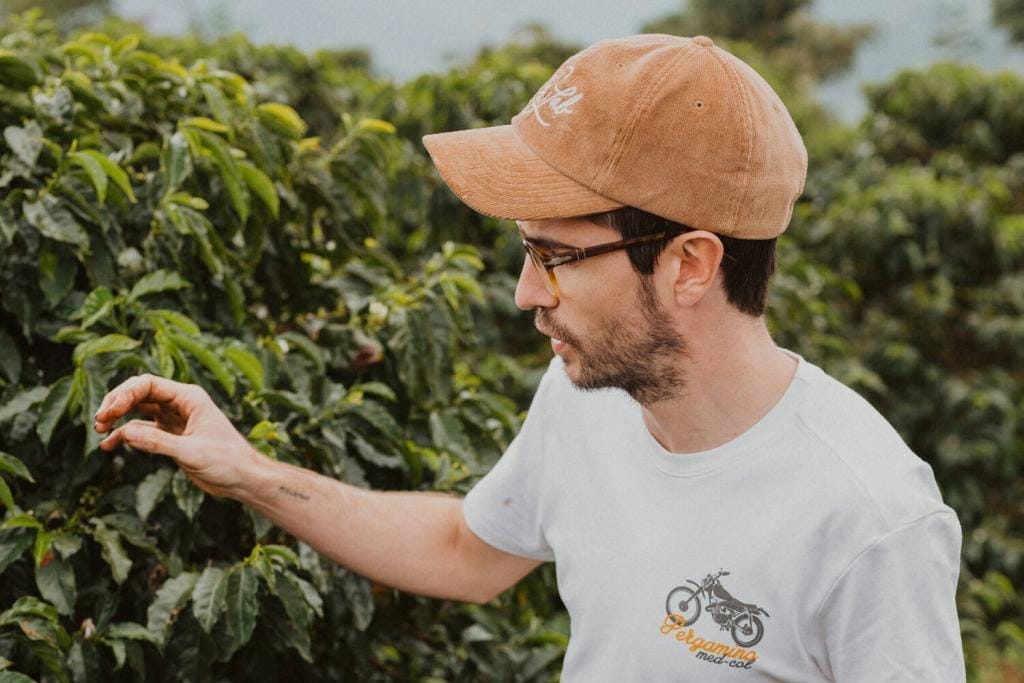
586, 206, 777, 317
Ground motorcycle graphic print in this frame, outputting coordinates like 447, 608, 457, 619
665, 569, 770, 647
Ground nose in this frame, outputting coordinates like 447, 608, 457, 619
514, 255, 558, 311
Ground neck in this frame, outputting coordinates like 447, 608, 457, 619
640, 314, 798, 454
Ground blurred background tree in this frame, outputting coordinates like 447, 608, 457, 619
642, 0, 876, 86
994, 0, 1024, 44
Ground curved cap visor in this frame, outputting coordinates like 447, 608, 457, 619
422, 124, 623, 221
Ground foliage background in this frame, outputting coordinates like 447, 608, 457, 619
0, 1, 1022, 680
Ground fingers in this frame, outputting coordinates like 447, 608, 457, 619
94, 374, 200, 431
99, 419, 185, 459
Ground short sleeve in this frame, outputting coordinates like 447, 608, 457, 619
808, 511, 965, 682
462, 361, 561, 562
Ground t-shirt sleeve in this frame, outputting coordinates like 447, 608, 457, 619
809, 510, 965, 682
461, 361, 561, 562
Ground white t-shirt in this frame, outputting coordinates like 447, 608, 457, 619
463, 351, 965, 681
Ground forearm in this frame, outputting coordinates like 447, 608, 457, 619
237, 451, 483, 603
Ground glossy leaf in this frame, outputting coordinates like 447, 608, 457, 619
126, 270, 190, 303
34, 554, 76, 616
22, 196, 89, 248
146, 572, 198, 646
135, 468, 174, 522
90, 521, 132, 585
36, 376, 74, 448
191, 566, 228, 633
171, 469, 204, 521
67, 150, 108, 203
0, 452, 33, 483
224, 565, 259, 647
72, 334, 140, 365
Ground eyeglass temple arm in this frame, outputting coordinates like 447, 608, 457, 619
540, 230, 683, 267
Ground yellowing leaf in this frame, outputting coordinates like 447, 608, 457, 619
257, 102, 307, 139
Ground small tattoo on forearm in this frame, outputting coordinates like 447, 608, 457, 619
278, 485, 310, 501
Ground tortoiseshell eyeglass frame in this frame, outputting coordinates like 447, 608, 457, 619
519, 229, 688, 298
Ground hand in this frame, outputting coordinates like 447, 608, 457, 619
94, 374, 262, 499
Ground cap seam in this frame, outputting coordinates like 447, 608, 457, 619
592, 43, 697, 195
709, 48, 755, 236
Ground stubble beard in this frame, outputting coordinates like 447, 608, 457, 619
536, 280, 689, 404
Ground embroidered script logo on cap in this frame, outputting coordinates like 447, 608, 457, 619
524, 63, 583, 127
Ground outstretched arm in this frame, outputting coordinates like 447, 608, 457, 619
94, 374, 542, 604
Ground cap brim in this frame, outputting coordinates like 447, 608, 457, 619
422, 124, 623, 222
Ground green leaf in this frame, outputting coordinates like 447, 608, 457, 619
171, 469, 204, 520
180, 116, 230, 134
80, 370, 106, 456
144, 309, 199, 335
340, 571, 374, 631
0, 596, 58, 624
262, 545, 298, 567
224, 346, 264, 391
0, 330, 20, 383
38, 243, 76, 308
75, 150, 136, 203
254, 554, 276, 594
68, 150, 108, 203
0, 50, 40, 88
0, 479, 14, 513
257, 102, 307, 139
23, 196, 89, 249
3, 122, 42, 166
0, 531, 33, 574
127, 269, 190, 303
72, 334, 140, 365
33, 531, 52, 566
104, 621, 157, 643
1, 514, 41, 530
50, 532, 81, 559
278, 331, 325, 375
0, 387, 48, 424
356, 118, 396, 135
74, 286, 115, 329
36, 376, 74, 448
238, 161, 279, 218
90, 520, 132, 584
35, 553, 76, 616
135, 467, 174, 521
0, 452, 34, 482
167, 331, 235, 396
0, 671, 35, 683
349, 432, 404, 470
146, 571, 198, 646
161, 131, 192, 194
274, 572, 313, 662
225, 565, 259, 647
200, 82, 233, 126
198, 131, 249, 223
191, 566, 228, 633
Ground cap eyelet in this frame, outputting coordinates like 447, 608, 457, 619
692, 100, 705, 110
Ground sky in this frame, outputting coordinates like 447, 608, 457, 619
113, 0, 1024, 123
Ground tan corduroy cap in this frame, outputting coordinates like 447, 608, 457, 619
422, 34, 808, 239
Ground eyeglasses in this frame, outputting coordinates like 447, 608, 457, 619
520, 228, 687, 298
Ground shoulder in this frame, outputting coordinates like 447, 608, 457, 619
790, 358, 953, 530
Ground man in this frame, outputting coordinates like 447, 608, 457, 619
94, 35, 965, 680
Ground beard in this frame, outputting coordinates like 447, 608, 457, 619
535, 280, 689, 404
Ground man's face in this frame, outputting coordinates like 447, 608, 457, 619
515, 218, 689, 404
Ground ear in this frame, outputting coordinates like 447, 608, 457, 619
660, 231, 724, 306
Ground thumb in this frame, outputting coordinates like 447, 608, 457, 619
105, 419, 188, 460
